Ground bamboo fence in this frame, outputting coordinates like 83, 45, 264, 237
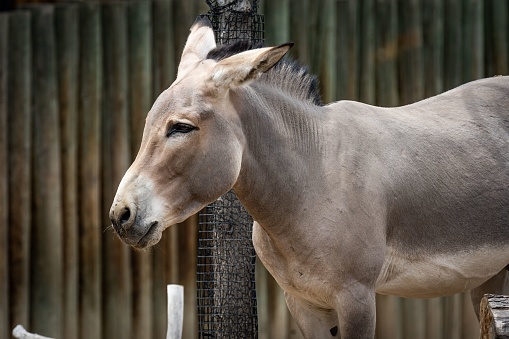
0, 0, 508, 338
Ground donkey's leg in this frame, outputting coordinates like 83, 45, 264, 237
285, 293, 340, 338
470, 269, 509, 319
332, 285, 377, 339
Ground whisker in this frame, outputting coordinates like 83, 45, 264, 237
103, 224, 115, 233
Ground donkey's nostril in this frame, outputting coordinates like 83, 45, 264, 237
120, 208, 131, 224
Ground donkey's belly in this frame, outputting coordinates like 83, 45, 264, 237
375, 246, 509, 298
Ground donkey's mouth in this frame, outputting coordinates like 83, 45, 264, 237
134, 221, 161, 249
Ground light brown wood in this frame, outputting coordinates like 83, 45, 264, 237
480, 294, 509, 339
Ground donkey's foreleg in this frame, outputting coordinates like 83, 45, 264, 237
332, 283, 377, 339
470, 269, 509, 319
285, 293, 340, 338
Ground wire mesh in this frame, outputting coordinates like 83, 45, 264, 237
198, 191, 257, 338
197, 2, 263, 337
200, 0, 264, 45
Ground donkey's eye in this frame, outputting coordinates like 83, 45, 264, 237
166, 123, 196, 137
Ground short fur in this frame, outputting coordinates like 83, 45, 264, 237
111, 19, 509, 339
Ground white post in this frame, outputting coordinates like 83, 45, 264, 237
12, 325, 54, 339
166, 284, 184, 339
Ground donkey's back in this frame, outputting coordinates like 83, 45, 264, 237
329, 76, 509, 298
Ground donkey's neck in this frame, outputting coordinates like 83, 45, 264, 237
231, 84, 325, 231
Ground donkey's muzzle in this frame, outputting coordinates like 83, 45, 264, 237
109, 203, 135, 238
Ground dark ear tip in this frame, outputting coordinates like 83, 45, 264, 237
277, 42, 294, 50
192, 16, 213, 29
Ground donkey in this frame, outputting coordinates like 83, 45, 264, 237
110, 18, 509, 338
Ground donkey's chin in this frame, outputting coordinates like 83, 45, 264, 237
119, 221, 163, 249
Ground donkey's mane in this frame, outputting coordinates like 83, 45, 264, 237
207, 41, 323, 106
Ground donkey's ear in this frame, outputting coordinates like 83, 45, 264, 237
211, 43, 294, 89
177, 17, 216, 78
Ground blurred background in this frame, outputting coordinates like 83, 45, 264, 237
0, 0, 507, 338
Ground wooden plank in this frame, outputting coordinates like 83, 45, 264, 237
152, 0, 176, 99
263, 0, 290, 46
0, 12, 9, 339
7, 10, 32, 334
173, 0, 198, 62
443, 293, 463, 339
422, 0, 444, 97
28, 5, 64, 338
54, 4, 79, 339
397, 0, 424, 105
336, 0, 359, 101
462, 0, 484, 82
78, 3, 103, 338
255, 259, 269, 339
375, 295, 403, 339
127, 2, 154, 339
480, 294, 509, 339
375, 0, 398, 107
128, 0, 152, 155
462, 291, 480, 339
358, 0, 375, 104
443, 0, 463, 90
426, 298, 444, 339
289, 0, 310, 65
101, 3, 132, 339
491, 0, 509, 75
402, 299, 426, 339
318, 0, 336, 103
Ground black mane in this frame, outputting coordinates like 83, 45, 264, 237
206, 41, 322, 106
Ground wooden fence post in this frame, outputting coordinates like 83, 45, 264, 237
0, 12, 9, 339
28, 5, 64, 338
480, 294, 509, 339
101, 3, 132, 339
78, 3, 103, 338
7, 10, 32, 334
54, 4, 79, 339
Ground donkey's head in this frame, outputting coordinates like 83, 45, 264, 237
109, 18, 292, 248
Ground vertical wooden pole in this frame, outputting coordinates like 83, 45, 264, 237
78, 3, 103, 338
264, 0, 290, 46
375, 0, 399, 107
0, 13, 9, 339
152, 0, 176, 99
318, 0, 337, 103
128, 2, 154, 339
174, 0, 198, 60
492, 0, 508, 75
101, 3, 132, 339
359, 0, 376, 104
29, 5, 64, 338
7, 10, 32, 334
462, 0, 484, 82
336, 0, 360, 101
397, 0, 424, 105
290, 0, 310, 64
443, 0, 462, 90
54, 4, 79, 339
422, 0, 444, 98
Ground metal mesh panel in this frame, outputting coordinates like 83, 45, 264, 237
200, 0, 264, 45
197, 2, 263, 337
198, 191, 257, 338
